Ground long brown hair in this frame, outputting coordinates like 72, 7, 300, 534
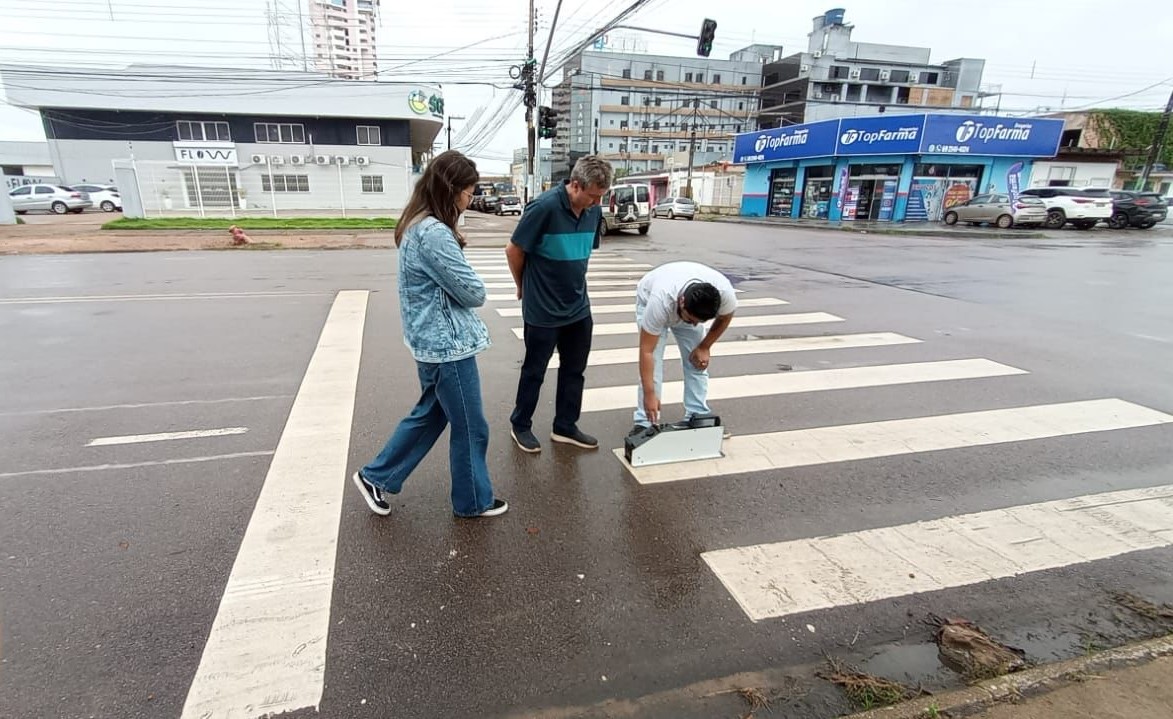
395, 150, 479, 248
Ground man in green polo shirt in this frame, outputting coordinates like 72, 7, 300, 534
506, 155, 614, 453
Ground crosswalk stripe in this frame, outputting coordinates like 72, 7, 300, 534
496, 297, 789, 318
87, 427, 249, 446
468, 262, 650, 271
478, 270, 645, 280
485, 288, 745, 302
489, 279, 637, 290
512, 312, 843, 338
703, 476, 1173, 622
584, 358, 1024, 413
548, 332, 921, 368
180, 290, 368, 719
613, 398, 1173, 485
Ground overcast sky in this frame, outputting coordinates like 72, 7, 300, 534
1, 0, 1171, 173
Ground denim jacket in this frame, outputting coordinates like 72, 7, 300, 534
397, 216, 491, 363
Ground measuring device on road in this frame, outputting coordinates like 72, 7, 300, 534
623, 414, 725, 467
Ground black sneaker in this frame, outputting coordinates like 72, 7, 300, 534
628, 424, 650, 437
511, 427, 541, 453
551, 428, 599, 450
351, 471, 391, 516
476, 498, 509, 517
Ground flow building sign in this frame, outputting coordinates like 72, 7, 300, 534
172, 142, 239, 166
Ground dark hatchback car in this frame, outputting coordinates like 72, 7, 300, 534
1105, 190, 1168, 229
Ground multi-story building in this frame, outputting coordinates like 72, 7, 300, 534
309, 0, 379, 80
510, 147, 551, 195
759, 8, 986, 129
549, 44, 781, 179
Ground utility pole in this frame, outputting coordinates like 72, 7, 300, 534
524, 0, 536, 203
446, 116, 465, 150
685, 98, 698, 199
1137, 89, 1173, 191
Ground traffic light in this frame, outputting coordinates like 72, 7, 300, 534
537, 105, 558, 139
696, 18, 717, 57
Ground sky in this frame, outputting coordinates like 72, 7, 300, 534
1, 0, 1171, 174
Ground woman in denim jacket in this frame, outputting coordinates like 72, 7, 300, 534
351, 151, 507, 518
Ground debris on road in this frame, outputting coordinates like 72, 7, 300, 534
818, 655, 926, 709
928, 614, 1028, 680
1112, 591, 1173, 622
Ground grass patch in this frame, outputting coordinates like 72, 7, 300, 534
818, 656, 926, 710
103, 217, 397, 231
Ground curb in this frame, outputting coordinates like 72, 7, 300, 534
842, 633, 1173, 719
702, 216, 1046, 240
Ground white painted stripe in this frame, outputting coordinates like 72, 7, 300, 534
497, 297, 789, 317
549, 332, 921, 368
584, 358, 1024, 413
0, 395, 291, 418
181, 290, 368, 719
488, 279, 637, 290
485, 288, 744, 301
478, 270, 645, 280
615, 398, 1173, 485
469, 263, 651, 272
0, 451, 274, 480
512, 312, 844, 339
704, 478, 1173, 622
87, 427, 249, 447
0, 292, 329, 305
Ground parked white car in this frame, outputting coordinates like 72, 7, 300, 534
70, 184, 122, 213
7, 184, 93, 214
652, 196, 697, 220
1018, 187, 1112, 230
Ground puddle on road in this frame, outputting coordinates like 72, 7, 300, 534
857, 642, 956, 689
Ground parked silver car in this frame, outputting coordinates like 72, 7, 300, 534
942, 193, 1046, 228
652, 196, 696, 220
70, 184, 122, 213
8, 184, 93, 214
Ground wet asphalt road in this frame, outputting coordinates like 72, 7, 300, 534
2, 219, 1173, 719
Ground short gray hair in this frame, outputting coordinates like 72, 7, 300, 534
570, 155, 614, 190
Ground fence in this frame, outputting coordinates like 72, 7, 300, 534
112, 156, 417, 218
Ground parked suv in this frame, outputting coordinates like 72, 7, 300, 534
1018, 187, 1113, 230
7, 184, 93, 214
601, 183, 652, 235
652, 196, 696, 220
1106, 190, 1167, 229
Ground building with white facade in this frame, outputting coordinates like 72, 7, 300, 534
310, 0, 379, 80
759, 9, 987, 128
549, 44, 781, 179
1, 65, 442, 214
0, 141, 56, 189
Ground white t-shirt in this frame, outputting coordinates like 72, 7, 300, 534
636, 261, 738, 335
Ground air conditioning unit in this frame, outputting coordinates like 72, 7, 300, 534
334, 155, 350, 166
879, 70, 890, 81
811, 50, 823, 59
289, 155, 306, 166
811, 91, 825, 100
800, 64, 811, 73
849, 69, 860, 79
354, 156, 370, 166
269, 155, 285, 166
314, 155, 331, 165
250, 154, 267, 164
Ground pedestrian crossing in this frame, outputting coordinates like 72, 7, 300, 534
465, 249, 1173, 627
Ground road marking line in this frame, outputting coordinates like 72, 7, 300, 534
513, 312, 843, 339
488, 279, 637, 290
0, 451, 274, 479
585, 358, 1024, 413
613, 398, 1173, 485
87, 427, 250, 447
548, 332, 920, 368
180, 290, 368, 719
478, 270, 645, 280
485, 288, 745, 301
469, 262, 651, 271
497, 297, 789, 317
703, 477, 1173, 622
0, 292, 330, 305
0, 395, 291, 418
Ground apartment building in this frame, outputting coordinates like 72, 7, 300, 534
759, 8, 986, 128
549, 45, 781, 179
310, 0, 379, 80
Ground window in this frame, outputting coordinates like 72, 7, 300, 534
176, 120, 230, 142
254, 123, 306, 143
695, 73, 703, 83
35, 186, 55, 194
636, 186, 649, 202
919, 71, 940, 84
685, 72, 693, 82
889, 69, 910, 83
709, 100, 718, 109
654, 97, 662, 107
361, 175, 383, 193
619, 120, 628, 129
738, 101, 744, 110
356, 125, 381, 146
620, 96, 630, 105
742, 76, 747, 85
261, 174, 310, 192
859, 68, 881, 82
622, 69, 631, 79
712, 73, 721, 84
619, 142, 628, 152
10, 186, 30, 195
653, 121, 660, 130
651, 145, 659, 153
643, 69, 652, 80
831, 65, 850, 79
656, 70, 664, 81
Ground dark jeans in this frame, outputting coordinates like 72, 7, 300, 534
362, 357, 495, 517
510, 316, 593, 436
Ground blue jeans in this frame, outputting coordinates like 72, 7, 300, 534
633, 299, 710, 427
362, 357, 495, 517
